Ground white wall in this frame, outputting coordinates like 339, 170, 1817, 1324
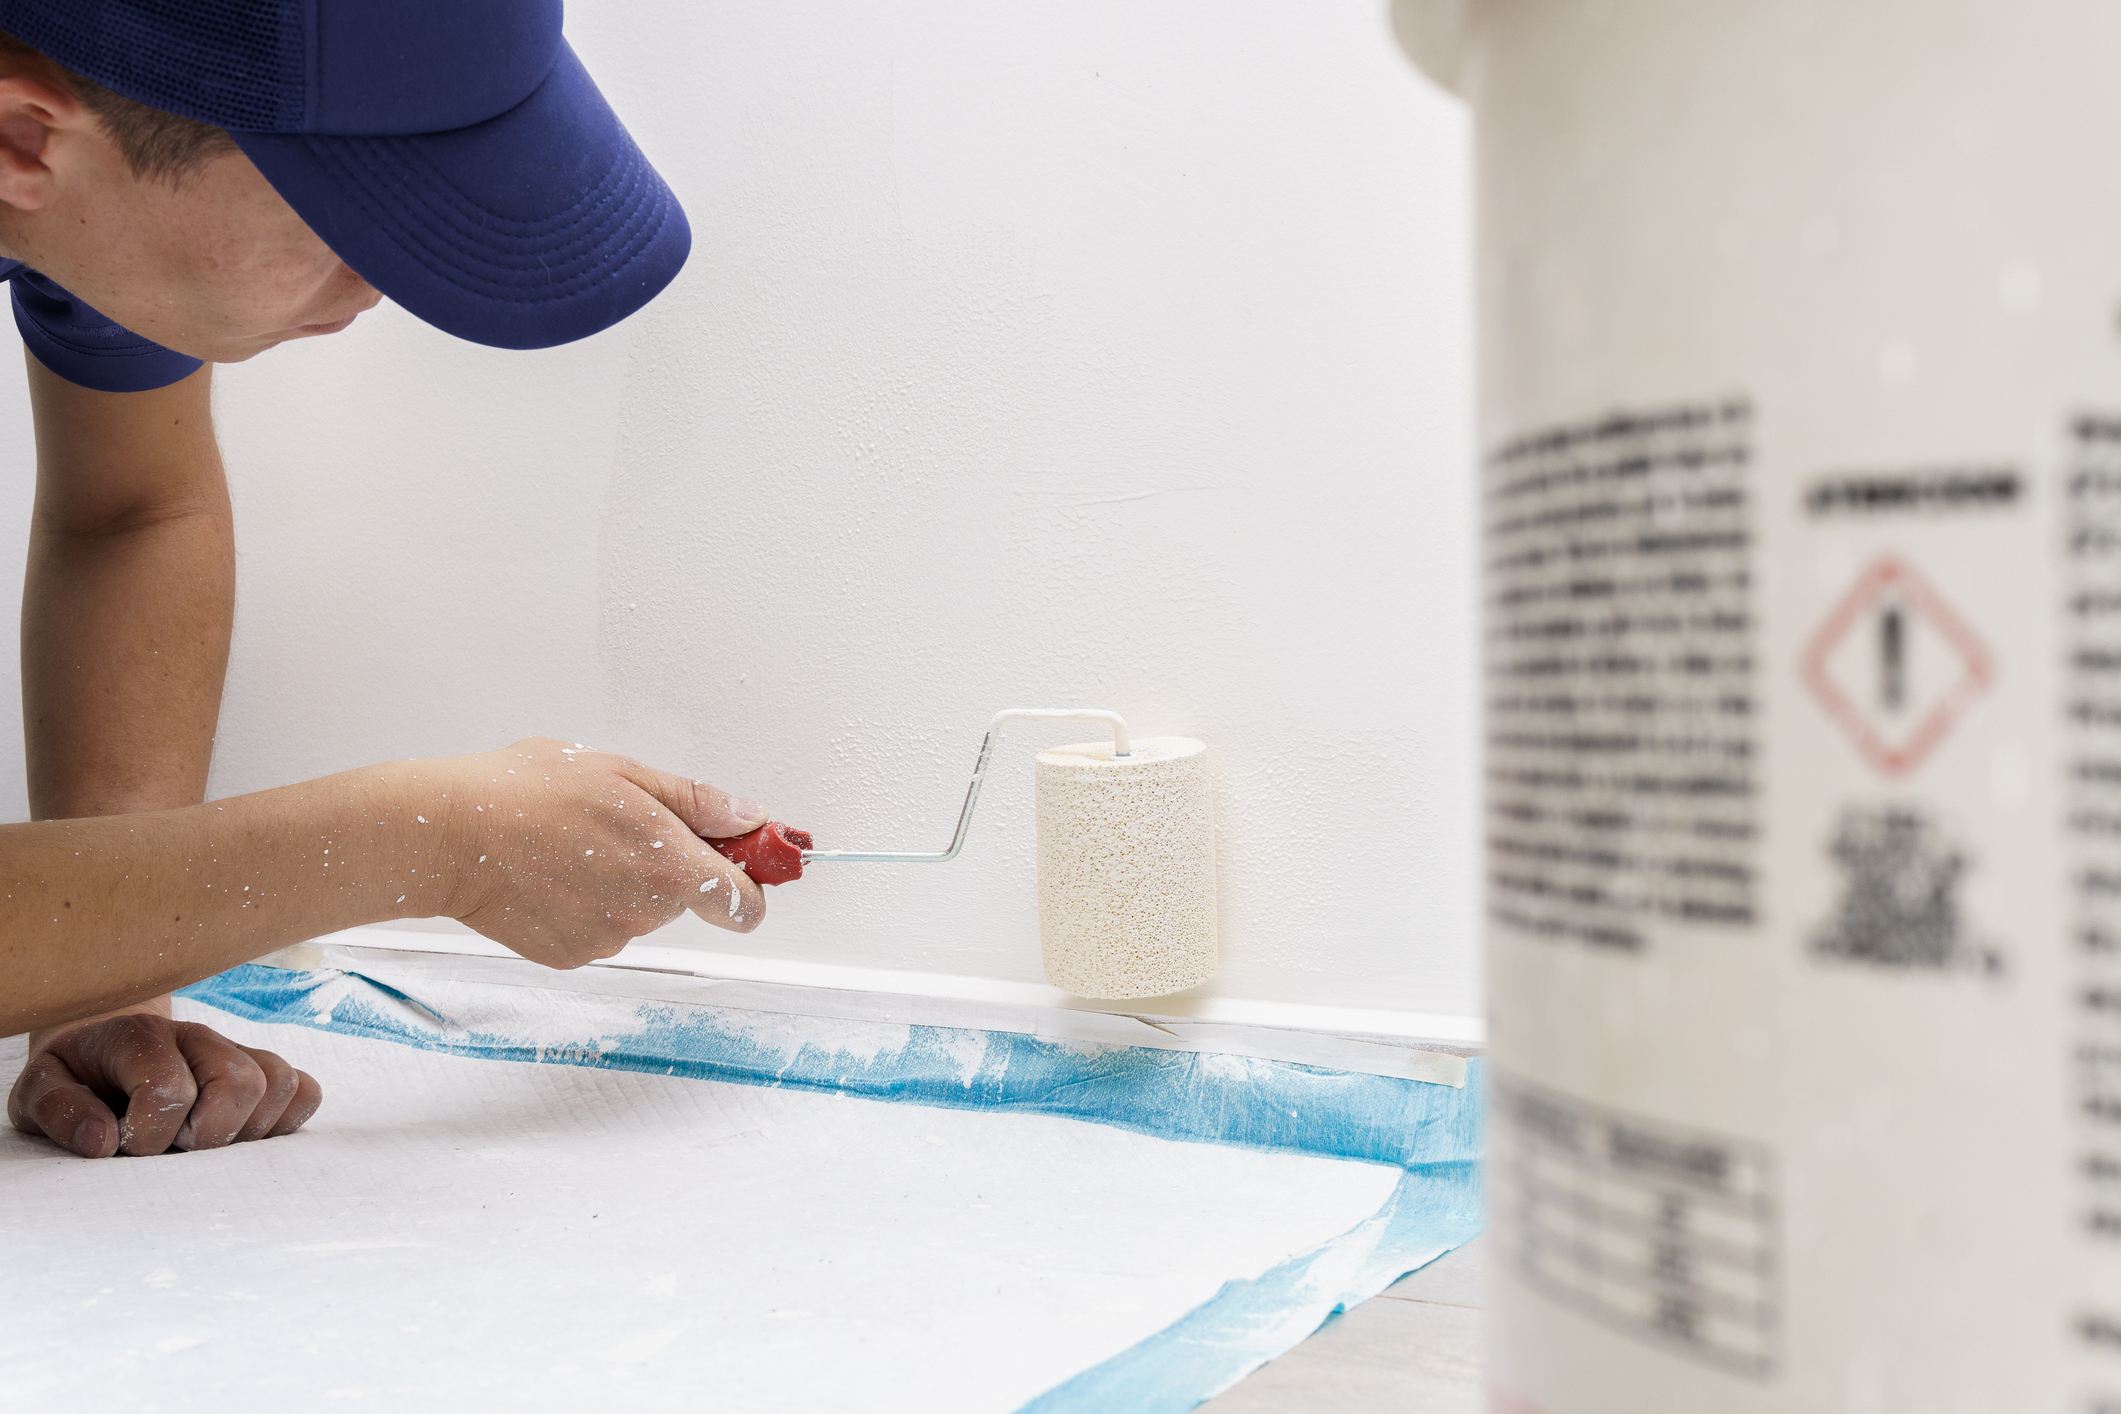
0, 3, 1481, 1021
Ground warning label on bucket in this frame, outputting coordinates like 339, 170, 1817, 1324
1800, 556, 1993, 777
1811, 804, 1999, 972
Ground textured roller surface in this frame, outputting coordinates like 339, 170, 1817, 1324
1035, 737, 1217, 999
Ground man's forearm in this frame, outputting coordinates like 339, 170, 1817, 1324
0, 760, 453, 1034
0, 736, 777, 1037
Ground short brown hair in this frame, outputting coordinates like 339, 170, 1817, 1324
0, 32, 235, 183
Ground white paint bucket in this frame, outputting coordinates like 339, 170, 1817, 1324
1394, 2, 2121, 1408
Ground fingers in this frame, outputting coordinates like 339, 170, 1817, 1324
166, 1023, 271, 1151
43, 1013, 198, 1156
620, 761, 769, 840
11, 1014, 322, 1158
265, 1065, 324, 1138
8, 1051, 120, 1158
688, 850, 767, 934
163, 1033, 321, 1147
458, 740, 773, 961
608, 758, 769, 932
232, 1045, 323, 1141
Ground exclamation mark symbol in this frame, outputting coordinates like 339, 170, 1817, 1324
1881, 601, 1906, 712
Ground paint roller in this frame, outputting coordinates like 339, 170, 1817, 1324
712, 710, 1217, 1000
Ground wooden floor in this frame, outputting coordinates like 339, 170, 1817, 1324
1199, 1237, 1485, 1412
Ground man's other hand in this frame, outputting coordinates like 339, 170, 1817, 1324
8, 1004, 320, 1158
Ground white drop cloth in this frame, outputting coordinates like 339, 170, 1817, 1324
0, 966, 1463, 1412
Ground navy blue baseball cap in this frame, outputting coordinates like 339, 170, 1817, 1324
0, 0, 689, 350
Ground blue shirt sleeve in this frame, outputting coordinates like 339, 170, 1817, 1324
0, 260, 202, 393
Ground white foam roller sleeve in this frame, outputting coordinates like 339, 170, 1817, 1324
1034, 736, 1217, 999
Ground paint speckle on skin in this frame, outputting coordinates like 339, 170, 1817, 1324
417, 816, 427, 824
397, 895, 406, 903
585, 849, 594, 856
651, 841, 663, 849
479, 856, 487, 863
700, 879, 716, 893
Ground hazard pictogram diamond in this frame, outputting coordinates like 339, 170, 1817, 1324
1801, 555, 1993, 777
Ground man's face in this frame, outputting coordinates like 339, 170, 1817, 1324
16, 137, 381, 364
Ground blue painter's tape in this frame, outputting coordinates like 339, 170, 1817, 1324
180, 964, 1481, 1171
1018, 1160, 1483, 1414
179, 963, 1484, 1411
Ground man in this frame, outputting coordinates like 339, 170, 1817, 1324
0, 1, 774, 1159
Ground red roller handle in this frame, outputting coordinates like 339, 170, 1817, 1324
709, 821, 813, 886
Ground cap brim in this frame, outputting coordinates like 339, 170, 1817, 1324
234, 43, 689, 351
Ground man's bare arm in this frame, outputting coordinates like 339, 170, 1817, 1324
0, 738, 773, 1038
19, 357, 229, 1030
1, 364, 773, 1146
8, 360, 314, 1155
22, 357, 230, 822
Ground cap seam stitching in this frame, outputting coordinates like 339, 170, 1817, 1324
321, 133, 646, 241
308, 142, 672, 302
306, 137, 668, 291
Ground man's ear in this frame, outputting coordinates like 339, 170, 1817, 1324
0, 72, 84, 213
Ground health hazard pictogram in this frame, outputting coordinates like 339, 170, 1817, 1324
1802, 556, 1993, 776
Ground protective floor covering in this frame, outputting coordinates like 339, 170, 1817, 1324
0, 962, 1482, 1412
